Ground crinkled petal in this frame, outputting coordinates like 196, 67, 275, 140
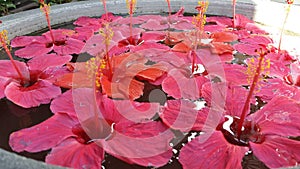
53, 38, 85, 55
99, 96, 160, 123
211, 32, 238, 43
162, 69, 208, 99
5, 80, 61, 108
179, 131, 248, 169
11, 36, 47, 47
46, 138, 104, 169
0, 60, 30, 79
9, 113, 77, 152
14, 42, 52, 59
250, 135, 300, 169
99, 121, 173, 167
50, 89, 75, 115
249, 96, 300, 136
233, 43, 261, 56
28, 54, 72, 71
140, 19, 169, 31
0, 76, 10, 99
160, 99, 207, 131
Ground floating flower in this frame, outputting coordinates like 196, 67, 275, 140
0, 53, 71, 108
179, 86, 300, 169
11, 29, 85, 59
10, 88, 173, 168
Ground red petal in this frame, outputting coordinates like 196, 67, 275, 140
233, 43, 260, 56
171, 19, 194, 30
210, 42, 234, 55
235, 14, 254, 29
0, 76, 10, 98
211, 32, 238, 42
206, 16, 232, 27
14, 42, 52, 59
50, 89, 75, 115
250, 135, 300, 168
223, 63, 248, 86
172, 41, 191, 53
141, 31, 166, 42
0, 60, 30, 79
28, 54, 72, 71
162, 69, 208, 100
5, 80, 61, 108
99, 121, 173, 167
140, 19, 169, 31
179, 131, 248, 169
9, 113, 77, 152
161, 99, 207, 131
258, 78, 300, 102
240, 35, 273, 45
204, 25, 226, 33
53, 38, 85, 55
249, 96, 300, 136
54, 72, 92, 89
46, 138, 104, 169
99, 96, 159, 123
11, 36, 47, 47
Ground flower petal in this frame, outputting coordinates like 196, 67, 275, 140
162, 68, 208, 100
179, 131, 248, 169
9, 113, 77, 152
0, 76, 10, 99
5, 80, 61, 108
53, 38, 85, 55
50, 89, 75, 115
0, 60, 30, 79
46, 138, 104, 169
250, 135, 300, 168
11, 36, 47, 47
99, 121, 173, 167
160, 99, 207, 131
27, 54, 72, 71
14, 42, 52, 59
249, 96, 300, 136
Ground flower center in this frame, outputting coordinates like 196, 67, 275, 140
72, 123, 93, 144
45, 40, 66, 48
71, 119, 115, 144
217, 115, 265, 146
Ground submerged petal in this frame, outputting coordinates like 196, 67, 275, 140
99, 121, 173, 167
46, 138, 104, 169
179, 131, 248, 169
250, 135, 300, 168
9, 113, 77, 153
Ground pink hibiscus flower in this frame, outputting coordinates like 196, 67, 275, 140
10, 88, 174, 168
178, 82, 300, 169
0, 54, 71, 108
11, 29, 86, 59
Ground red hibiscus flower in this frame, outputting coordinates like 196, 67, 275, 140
10, 88, 174, 168
11, 29, 85, 59
178, 82, 300, 169
0, 54, 71, 108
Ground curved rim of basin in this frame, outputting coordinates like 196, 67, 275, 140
0, 0, 299, 168
0, 0, 299, 39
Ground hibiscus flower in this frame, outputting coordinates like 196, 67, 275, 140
10, 88, 174, 168
178, 82, 300, 169
11, 29, 86, 59
0, 54, 71, 108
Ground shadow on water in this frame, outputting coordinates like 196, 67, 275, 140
0, 98, 52, 161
